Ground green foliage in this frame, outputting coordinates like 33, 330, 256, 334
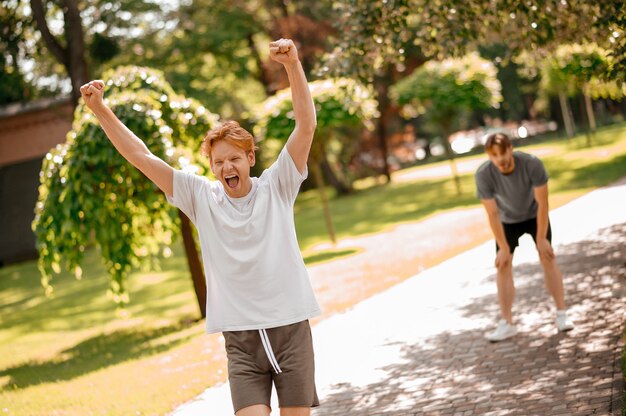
255, 78, 378, 140
319, 0, 410, 81
539, 43, 613, 97
103, 66, 219, 156
392, 53, 502, 129
32, 65, 218, 304
1, 0, 172, 103
594, 2, 625, 82
104, 0, 270, 118
407, 1, 615, 58
0, 54, 33, 103
89, 33, 120, 64
585, 78, 626, 101
320, 1, 625, 86
254, 78, 378, 181
0, 0, 37, 103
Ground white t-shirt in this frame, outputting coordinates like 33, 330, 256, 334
166, 147, 321, 333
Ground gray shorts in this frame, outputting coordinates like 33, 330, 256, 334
223, 320, 319, 413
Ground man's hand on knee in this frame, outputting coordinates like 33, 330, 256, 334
536, 238, 555, 262
495, 248, 512, 269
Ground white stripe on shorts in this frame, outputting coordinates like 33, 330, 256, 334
259, 329, 282, 374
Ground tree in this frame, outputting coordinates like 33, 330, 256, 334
320, 0, 624, 179
538, 44, 613, 142
322, 0, 624, 79
24, 0, 165, 104
319, 0, 412, 182
392, 53, 502, 194
1, 0, 37, 103
32, 66, 218, 317
102, 0, 335, 120
254, 77, 378, 243
29, 0, 89, 104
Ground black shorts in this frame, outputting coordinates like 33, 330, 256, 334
496, 217, 552, 253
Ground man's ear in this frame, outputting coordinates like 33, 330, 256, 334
248, 151, 256, 167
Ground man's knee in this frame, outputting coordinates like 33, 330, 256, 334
539, 255, 558, 268
495, 261, 513, 275
237, 404, 271, 416
280, 407, 311, 416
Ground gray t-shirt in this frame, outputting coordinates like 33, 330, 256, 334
475, 151, 548, 224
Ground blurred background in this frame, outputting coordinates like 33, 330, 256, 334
0, 1, 625, 415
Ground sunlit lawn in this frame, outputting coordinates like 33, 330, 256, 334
0, 244, 226, 416
1, 123, 626, 415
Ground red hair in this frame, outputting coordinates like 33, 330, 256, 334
201, 121, 257, 160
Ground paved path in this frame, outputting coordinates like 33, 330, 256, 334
172, 179, 626, 415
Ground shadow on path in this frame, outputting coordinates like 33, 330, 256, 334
314, 223, 626, 415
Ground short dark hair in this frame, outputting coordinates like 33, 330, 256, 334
484, 133, 512, 153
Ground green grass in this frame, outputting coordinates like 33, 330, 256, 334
0, 244, 216, 416
2, 122, 626, 415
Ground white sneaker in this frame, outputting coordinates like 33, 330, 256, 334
556, 310, 574, 332
486, 319, 518, 342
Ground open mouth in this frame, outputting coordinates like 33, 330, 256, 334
225, 175, 239, 189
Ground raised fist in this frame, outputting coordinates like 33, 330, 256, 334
269, 39, 299, 65
79, 80, 106, 112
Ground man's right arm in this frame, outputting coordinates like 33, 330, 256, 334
80, 81, 174, 196
481, 198, 511, 267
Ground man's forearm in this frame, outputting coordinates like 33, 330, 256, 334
284, 61, 316, 131
536, 203, 549, 240
488, 214, 510, 251
92, 105, 151, 166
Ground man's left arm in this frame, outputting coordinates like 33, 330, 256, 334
269, 39, 316, 174
534, 184, 554, 260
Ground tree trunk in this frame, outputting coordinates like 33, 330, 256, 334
320, 160, 352, 195
374, 75, 392, 183
442, 124, 462, 195
178, 210, 207, 318
311, 159, 336, 245
583, 92, 596, 147
247, 34, 274, 96
583, 93, 596, 132
30, 0, 66, 64
62, 0, 89, 104
30, 0, 89, 105
558, 92, 575, 138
